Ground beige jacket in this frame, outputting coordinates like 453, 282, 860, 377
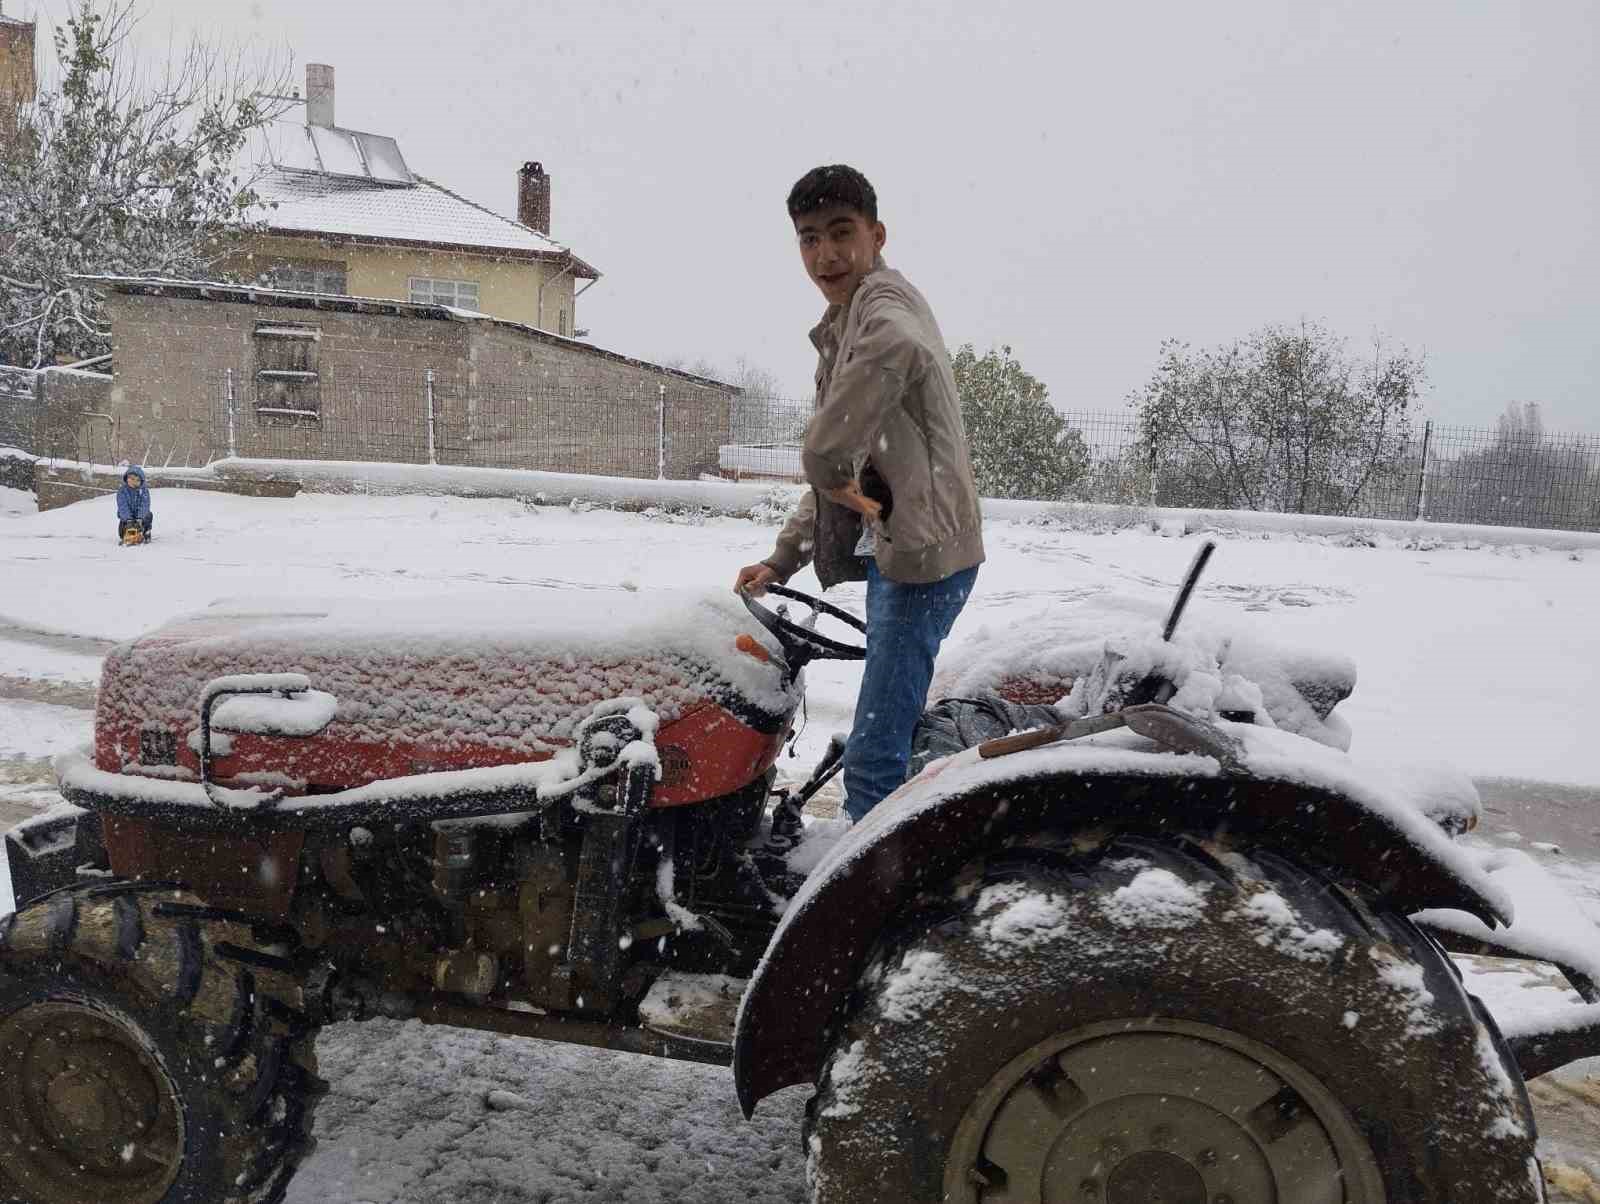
766, 263, 984, 588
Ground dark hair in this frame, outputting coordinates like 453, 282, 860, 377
787, 165, 878, 223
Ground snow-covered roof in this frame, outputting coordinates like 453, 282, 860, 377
246, 166, 599, 278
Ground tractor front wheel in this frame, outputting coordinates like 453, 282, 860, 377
0, 884, 322, 1204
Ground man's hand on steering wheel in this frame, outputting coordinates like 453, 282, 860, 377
735, 562, 780, 596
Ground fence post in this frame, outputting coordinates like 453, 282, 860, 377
1147, 436, 1158, 509
657, 382, 666, 480
1413, 419, 1432, 522
425, 368, 438, 466
30, 368, 46, 463
225, 368, 237, 459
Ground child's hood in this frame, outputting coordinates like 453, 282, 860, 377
122, 465, 147, 487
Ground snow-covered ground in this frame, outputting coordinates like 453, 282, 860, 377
2, 486, 1597, 1200
5, 487, 1597, 781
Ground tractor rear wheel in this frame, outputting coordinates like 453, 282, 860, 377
806, 834, 1544, 1204
0, 884, 322, 1204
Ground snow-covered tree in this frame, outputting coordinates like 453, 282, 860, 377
1131, 322, 1422, 515
0, 1, 290, 367
951, 343, 1090, 500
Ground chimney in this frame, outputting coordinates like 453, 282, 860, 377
518, 161, 551, 234
305, 63, 335, 128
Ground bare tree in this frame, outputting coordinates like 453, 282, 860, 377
1131, 322, 1423, 515
661, 353, 808, 445
0, 0, 291, 366
1426, 402, 1598, 530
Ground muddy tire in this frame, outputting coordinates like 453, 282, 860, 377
0, 884, 322, 1204
807, 835, 1544, 1204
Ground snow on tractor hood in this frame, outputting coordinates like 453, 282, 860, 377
95, 588, 795, 763
933, 593, 1358, 751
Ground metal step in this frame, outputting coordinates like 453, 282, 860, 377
638, 970, 746, 1049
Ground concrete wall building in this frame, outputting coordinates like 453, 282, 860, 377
0, 6, 34, 122
0, 7, 34, 156
77, 278, 735, 481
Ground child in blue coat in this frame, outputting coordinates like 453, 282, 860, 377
116, 465, 153, 543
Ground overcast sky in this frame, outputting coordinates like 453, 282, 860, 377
28, 0, 1600, 430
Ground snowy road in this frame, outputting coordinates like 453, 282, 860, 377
2, 485, 1598, 1200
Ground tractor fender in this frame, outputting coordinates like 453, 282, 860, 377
734, 751, 1510, 1116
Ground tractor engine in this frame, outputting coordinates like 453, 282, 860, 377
38, 590, 801, 1022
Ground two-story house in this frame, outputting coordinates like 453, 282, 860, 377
233, 63, 599, 336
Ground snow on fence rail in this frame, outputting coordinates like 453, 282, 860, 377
715, 444, 803, 482
203, 457, 1600, 553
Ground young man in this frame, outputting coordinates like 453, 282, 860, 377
735, 165, 984, 823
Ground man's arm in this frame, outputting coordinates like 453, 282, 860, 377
765, 486, 817, 580
735, 487, 815, 594
801, 290, 923, 494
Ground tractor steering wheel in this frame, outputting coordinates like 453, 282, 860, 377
741, 584, 866, 670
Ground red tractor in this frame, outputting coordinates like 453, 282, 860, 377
3, 564, 1597, 1203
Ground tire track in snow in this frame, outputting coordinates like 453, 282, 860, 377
0, 676, 96, 709
0, 616, 117, 658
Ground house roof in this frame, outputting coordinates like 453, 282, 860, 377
247, 166, 600, 279
75, 276, 731, 392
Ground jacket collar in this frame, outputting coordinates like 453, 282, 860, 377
808, 256, 889, 353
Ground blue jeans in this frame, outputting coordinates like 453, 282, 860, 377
842, 562, 979, 822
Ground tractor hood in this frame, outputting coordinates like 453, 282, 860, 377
94, 589, 795, 788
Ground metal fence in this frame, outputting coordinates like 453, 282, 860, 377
1040, 411, 1600, 532
13, 364, 1600, 532
712, 401, 1600, 532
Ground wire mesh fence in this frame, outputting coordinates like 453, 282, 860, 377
15, 361, 1600, 532
712, 402, 1600, 532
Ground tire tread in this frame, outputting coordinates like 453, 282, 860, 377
0, 881, 321, 1204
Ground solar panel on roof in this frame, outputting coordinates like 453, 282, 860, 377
262, 123, 321, 174
355, 134, 412, 185
260, 119, 414, 187
310, 125, 366, 178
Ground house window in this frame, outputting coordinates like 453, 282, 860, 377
265, 260, 347, 295
409, 276, 481, 310
558, 309, 567, 336
254, 322, 321, 424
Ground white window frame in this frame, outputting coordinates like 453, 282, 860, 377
409, 276, 481, 310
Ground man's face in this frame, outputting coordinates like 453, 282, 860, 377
795, 205, 886, 307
